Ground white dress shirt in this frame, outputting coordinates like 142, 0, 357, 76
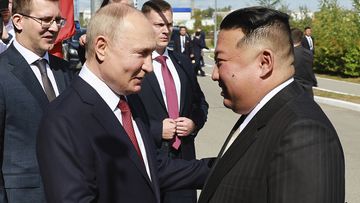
222, 78, 294, 155
152, 49, 181, 111
180, 35, 186, 53
79, 65, 152, 180
306, 35, 313, 50
13, 39, 60, 96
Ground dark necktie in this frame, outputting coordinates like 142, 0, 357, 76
118, 96, 143, 160
33, 59, 56, 101
154, 55, 181, 150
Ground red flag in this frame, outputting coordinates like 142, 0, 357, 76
50, 0, 76, 58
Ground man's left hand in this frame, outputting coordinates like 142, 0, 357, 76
175, 117, 195, 136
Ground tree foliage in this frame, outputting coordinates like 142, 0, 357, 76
256, 0, 282, 9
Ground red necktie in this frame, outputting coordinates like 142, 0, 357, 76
154, 56, 181, 150
118, 96, 143, 159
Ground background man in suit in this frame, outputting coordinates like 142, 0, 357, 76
0, 0, 74, 202
139, 1, 208, 203
36, 4, 211, 203
291, 28, 317, 97
173, 26, 193, 59
192, 30, 207, 76
301, 26, 315, 54
0, 0, 14, 53
198, 7, 344, 203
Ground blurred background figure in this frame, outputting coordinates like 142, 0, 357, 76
301, 26, 314, 54
192, 29, 208, 76
0, 0, 14, 53
173, 25, 193, 60
292, 28, 317, 97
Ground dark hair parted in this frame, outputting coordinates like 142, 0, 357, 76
141, 0, 172, 14
220, 7, 292, 49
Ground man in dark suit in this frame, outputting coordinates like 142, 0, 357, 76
36, 4, 211, 203
0, 0, 74, 202
192, 30, 208, 76
140, 1, 209, 203
173, 26, 193, 59
198, 7, 344, 203
291, 28, 317, 97
301, 26, 315, 54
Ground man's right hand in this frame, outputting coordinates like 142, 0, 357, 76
79, 34, 87, 46
162, 118, 176, 140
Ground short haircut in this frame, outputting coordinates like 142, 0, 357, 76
179, 26, 186, 30
85, 3, 136, 59
12, 0, 58, 15
304, 26, 311, 31
220, 6, 293, 60
141, 0, 172, 15
291, 28, 303, 44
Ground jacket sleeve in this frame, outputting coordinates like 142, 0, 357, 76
37, 112, 97, 203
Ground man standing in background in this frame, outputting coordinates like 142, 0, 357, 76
140, 1, 208, 202
301, 26, 315, 54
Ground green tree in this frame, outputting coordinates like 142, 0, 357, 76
256, 0, 282, 9
312, 0, 360, 76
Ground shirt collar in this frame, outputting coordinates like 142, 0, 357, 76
243, 78, 294, 123
79, 64, 120, 111
152, 49, 170, 60
13, 39, 49, 65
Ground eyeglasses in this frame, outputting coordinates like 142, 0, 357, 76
19, 13, 66, 29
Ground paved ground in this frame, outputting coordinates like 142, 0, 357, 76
195, 57, 360, 202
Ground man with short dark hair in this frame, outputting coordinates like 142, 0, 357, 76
291, 28, 317, 97
0, 0, 74, 201
301, 26, 315, 54
198, 7, 344, 203
173, 25, 192, 59
140, 1, 208, 202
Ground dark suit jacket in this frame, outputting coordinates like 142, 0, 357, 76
294, 46, 317, 87
173, 34, 193, 58
0, 44, 74, 203
198, 81, 345, 203
138, 50, 208, 160
301, 36, 315, 54
36, 77, 211, 203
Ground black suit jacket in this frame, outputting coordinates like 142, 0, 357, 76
198, 81, 345, 203
301, 36, 315, 54
138, 50, 208, 160
36, 77, 211, 203
173, 34, 193, 58
294, 46, 317, 87
0, 44, 74, 203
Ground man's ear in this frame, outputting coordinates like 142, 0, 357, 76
259, 49, 273, 78
12, 14, 23, 31
94, 36, 107, 62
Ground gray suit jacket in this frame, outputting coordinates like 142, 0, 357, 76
0, 44, 74, 203
198, 81, 345, 203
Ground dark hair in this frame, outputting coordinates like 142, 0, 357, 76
304, 26, 311, 31
179, 26, 186, 30
220, 6, 292, 58
141, 0, 172, 15
291, 28, 303, 44
100, 0, 110, 8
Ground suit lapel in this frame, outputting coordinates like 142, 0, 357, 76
8, 45, 49, 108
200, 81, 302, 202
73, 78, 153, 188
144, 73, 167, 111
128, 96, 160, 202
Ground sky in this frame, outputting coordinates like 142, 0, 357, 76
79, 0, 354, 12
